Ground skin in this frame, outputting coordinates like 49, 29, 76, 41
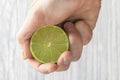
17, 0, 101, 74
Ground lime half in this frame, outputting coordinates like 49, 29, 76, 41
30, 25, 69, 63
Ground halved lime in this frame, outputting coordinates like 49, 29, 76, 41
30, 25, 69, 63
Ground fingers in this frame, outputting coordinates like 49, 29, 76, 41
64, 22, 83, 61
56, 21, 93, 71
28, 59, 58, 74
28, 51, 72, 73
75, 21, 93, 45
57, 51, 72, 71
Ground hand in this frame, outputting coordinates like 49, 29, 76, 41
17, 0, 101, 74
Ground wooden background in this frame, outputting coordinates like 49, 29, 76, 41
0, 0, 120, 80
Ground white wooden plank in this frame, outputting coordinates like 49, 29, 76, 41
0, 0, 120, 80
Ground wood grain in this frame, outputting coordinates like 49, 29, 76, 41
0, 0, 120, 80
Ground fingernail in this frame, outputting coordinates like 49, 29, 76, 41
64, 22, 74, 32
22, 51, 27, 60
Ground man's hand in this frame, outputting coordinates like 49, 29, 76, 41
17, 0, 101, 74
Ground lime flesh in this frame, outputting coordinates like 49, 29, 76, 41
30, 25, 69, 63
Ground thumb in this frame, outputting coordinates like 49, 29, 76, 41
17, 5, 45, 59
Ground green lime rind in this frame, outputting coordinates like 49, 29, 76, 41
30, 25, 69, 63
